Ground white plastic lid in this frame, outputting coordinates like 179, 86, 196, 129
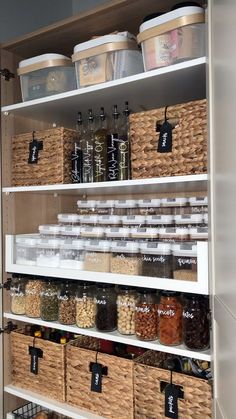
139, 6, 204, 33
60, 226, 81, 235
19, 53, 71, 68
159, 227, 189, 237
114, 199, 138, 208
85, 240, 110, 252
146, 215, 174, 225
130, 227, 159, 238
111, 241, 140, 254
80, 226, 104, 237
105, 227, 130, 238
138, 199, 161, 208
161, 197, 188, 207
174, 214, 203, 224
79, 215, 98, 224
77, 200, 96, 208
37, 238, 62, 247
38, 224, 61, 234
203, 213, 208, 224
60, 239, 84, 250
57, 213, 80, 223
97, 215, 121, 225
140, 241, 171, 255
74, 32, 135, 54
122, 215, 146, 225
172, 243, 197, 257
189, 196, 208, 206
189, 227, 208, 238
96, 200, 115, 208
15, 234, 39, 245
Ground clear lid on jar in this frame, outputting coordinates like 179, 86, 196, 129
77, 200, 96, 208
96, 200, 115, 208
37, 238, 62, 248
146, 215, 174, 225
85, 240, 110, 252
140, 241, 171, 255
122, 215, 146, 225
172, 242, 197, 256
189, 196, 208, 206
38, 224, 61, 234
130, 227, 159, 238
158, 227, 189, 237
97, 215, 121, 225
138, 198, 161, 208
15, 234, 39, 245
114, 199, 138, 208
57, 213, 80, 223
81, 226, 104, 237
60, 226, 81, 236
105, 227, 130, 238
111, 240, 140, 254
79, 215, 98, 224
60, 238, 84, 250
203, 213, 208, 224
161, 197, 188, 207
174, 214, 203, 224
189, 227, 208, 239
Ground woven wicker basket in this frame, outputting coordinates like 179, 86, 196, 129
66, 336, 134, 418
11, 127, 77, 186
134, 351, 212, 419
11, 328, 68, 402
130, 99, 207, 179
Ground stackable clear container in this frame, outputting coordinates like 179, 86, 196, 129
188, 196, 208, 214
137, 198, 161, 215
84, 240, 111, 272
80, 226, 105, 239
140, 242, 172, 278
203, 213, 208, 225
95, 200, 115, 215
38, 224, 61, 238
160, 197, 189, 215
79, 215, 99, 226
189, 226, 208, 242
114, 199, 138, 215
110, 241, 141, 275
130, 227, 159, 241
105, 227, 131, 241
122, 215, 146, 227
172, 243, 197, 281
15, 234, 38, 265
57, 213, 80, 226
174, 214, 203, 228
59, 225, 81, 240
97, 215, 122, 227
146, 214, 174, 227
158, 227, 190, 242
59, 239, 84, 269
77, 200, 97, 215
36, 238, 61, 267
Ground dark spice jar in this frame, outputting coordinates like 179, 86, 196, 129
158, 291, 183, 346
95, 284, 117, 332
183, 294, 210, 350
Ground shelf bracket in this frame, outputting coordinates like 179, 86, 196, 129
0, 321, 17, 334
0, 68, 15, 81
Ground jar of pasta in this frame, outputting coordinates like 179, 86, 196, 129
135, 288, 158, 341
158, 290, 183, 346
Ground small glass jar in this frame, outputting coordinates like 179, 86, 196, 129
122, 215, 146, 227
183, 294, 210, 350
174, 214, 203, 228
188, 196, 208, 214
114, 199, 138, 215
189, 227, 208, 242
77, 199, 96, 215
95, 284, 117, 332
25, 277, 44, 318
117, 286, 137, 335
135, 288, 158, 341
145, 214, 174, 227
80, 226, 105, 239
57, 213, 80, 226
137, 199, 161, 215
140, 242, 172, 278
172, 243, 198, 281
36, 238, 61, 268
76, 282, 95, 328
79, 215, 98, 226
95, 200, 115, 215
160, 197, 189, 215
15, 234, 38, 266
84, 240, 111, 272
58, 280, 76, 325
10, 274, 26, 315
158, 227, 189, 243
158, 291, 183, 346
60, 225, 81, 240
105, 227, 131, 241
40, 279, 59, 321
38, 224, 61, 238
111, 241, 141, 275
130, 227, 159, 241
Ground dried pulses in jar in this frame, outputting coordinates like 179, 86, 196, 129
117, 287, 137, 335
76, 283, 95, 328
158, 291, 183, 346
25, 279, 43, 318
183, 295, 210, 350
58, 281, 76, 325
41, 280, 59, 321
135, 289, 158, 341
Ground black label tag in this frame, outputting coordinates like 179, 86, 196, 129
71, 145, 83, 183
157, 121, 172, 153
29, 346, 43, 375
28, 139, 43, 164
165, 384, 179, 419
91, 362, 103, 393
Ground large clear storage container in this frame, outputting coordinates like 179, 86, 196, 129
137, 198, 161, 215
40, 279, 59, 321
36, 238, 61, 267
79, 215, 98, 226
59, 225, 81, 240
141, 242, 172, 278
188, 196, 208, 214
84, 240, 111, 272
114, 199, 138, 215
97, 215, 122, 227
122, 215, 146, 227
130, 227, 159, 241
110, 241, 141, 275
59, 239, 84, 269
77, 200, 97, 215
172, 242, 198, 281
174, 214, 203, 227
25, 277, 44, 318
183, 294, 210, 350
189, 227, 208, 242
95, 200, 115, 215
38, 224, 61, 238
105, 227, 131, 241
15, 234, 38, 265
160, 197, 189, 215
145, 214, 174, 227
80, 226, 105, 239
58, 280, 76, 325
57, 213, 80, 226
158, 227, 190, 242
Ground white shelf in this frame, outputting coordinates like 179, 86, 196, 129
2, 174, 208, 196
1, 58, 206, 127
5, 385, 104, 419
4, 312, 211, 361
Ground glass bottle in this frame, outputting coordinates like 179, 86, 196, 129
135, 288, 158, 341
76, 282, 95, 328
71, 111, 83, 183
95, 284, 117, 332
107, 105, 119, 181
158, 291, 183, 346
10, 274, 26, 315
118, 101, 130, 180
58, 280, 76, 325
117, 286, 137, 335
40, 279, 59, 321
94, 107, 108, 182
81, 109, 95, 183
183, 294, 210, 350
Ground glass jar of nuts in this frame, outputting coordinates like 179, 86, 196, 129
58, 280, 76, 325
76, 282, 95, 328
10, 274, 26, 315
117, 286, 137, 335
135, 288, 158, 341
25, 277, 44, 318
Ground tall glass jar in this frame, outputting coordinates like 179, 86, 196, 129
117, 286, 137, 335
40, 279, 59, 321
76, 282, 96, 328
183, 294, 210, 350
10, 274, 26, 315
95, 284, 117, 332
158, 291, 183, 346
135, 288, 158, 341
58, 280, 76, 325
25, 277, 44, 318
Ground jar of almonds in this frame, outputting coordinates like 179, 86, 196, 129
76, 282, 95, 328
10, 274, 26, 315
135, 288, 158, 341
58, 280, 76, 325
117, 286, 137, 335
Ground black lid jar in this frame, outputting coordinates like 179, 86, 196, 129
183, 294, 210, 350
158, 290, 183, 346
95, 284, 117, 332
135, 288, 158, 341
58, 280, 76, 325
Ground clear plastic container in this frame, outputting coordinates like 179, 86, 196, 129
36, 238, 61, 267
59, 239, 84, 269
114, 199, 138, 215
158, 227, 189, 242
110, 241, 141, 275
97, 215, 122, 227
189, 226, 208, 241
105, 227, 131, 241
135, 288, 158, 341
84, 240, 111, 272
25, 278, 44, 318
172, 243, 198, 281
95, 284, 117, 332
59, 225, 81, 240
76, 282, 96, 328
77, 200, 97, 215
146, 214, 174, 227
141, 242, 172, 278
80, 226, 105, 239
188, 196, 208, 214
95, 200, 115, 215
117, 286, 137, 335
158, 290, 183, 346
203, 213, 208, 225
79, 215, 99, 226
122, 215, 146, 227
137, 6, 205, 71
15, 234, 38, 265
72, 32, 143, 88
18, 53, 76, 101
57, 213, 80, 226
160, 197, 189, 215
10, 274, 26, 315
137, 198, 161, 215
38, 224, 61, 238
174, 214, 203, 227
58, 280, 76, 325
130, 227, 159, 241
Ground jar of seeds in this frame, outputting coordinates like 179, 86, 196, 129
117, 286, 137, 335
58, 280, 76, 325
76, 282, 95, 328
41, 279, 59, 321
10, 274, 26, 315
25, 277, 44, 318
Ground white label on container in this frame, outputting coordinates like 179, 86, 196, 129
177, 258, 197, 266
158, 309, 175, 317
135, 306, 150, 313
183, 311, 194, 319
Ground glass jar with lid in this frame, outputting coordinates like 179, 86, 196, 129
114, 199, 138, 215
174, 214, 203, 228
84, 240, 111, 272
183, 294, 210, 350
145, 214, 174, 227
117, 286, 137, 335
105, 226, 131, 241
76, 282, 95, 328
58, 280, 76, 325
95, 284, 117, 332
160, 197, 189, 215
189, 226, 208, 242
40, 279, 59, 321
158, 227, 189, 243
122, 215, 146, 227
15, 234, 38, 266
57, 213, 80, 226
80, 226, 105, 240
95, 200, 115, 215
140, 242, 172, 278
97, 215, 122, 228
77, 199, 97, 215
38, 224, 61, 238
137, 198, 161, 215
158, 291, 183, 346
130, 227, 159, 242
25, 277, 44, 318
188, 196, 208, 214
10, 274, 26, 315
36, 238, 61, 267
59, 239, 84, 269
110, 241, 141, 275
172, 243, 197, 281
79, 214, 98, 226
135, 288, 158, 341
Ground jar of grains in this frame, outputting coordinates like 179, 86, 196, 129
84, 240, 111, 272
10, 274, 26, 315
95, 284, 117, 332
76, 282, 96, 328
172, 243, 198, 281
40, 279, 59, 321
110, 241, 141, 275
158, 291, 183, 346
117, 286, 137, 335
135, 288, 158, 341
140, 242, 172, 278
183, 294, 210, 350
58, 280, 76, 325
25, 277, 44, 318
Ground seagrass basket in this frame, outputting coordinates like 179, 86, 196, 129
66, 336, 134, 418
11, 127, 77, 186
130, 99, 207, 179
11, 328, 68, 402
134, 350, 212, 419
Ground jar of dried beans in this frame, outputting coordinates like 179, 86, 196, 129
135, 288, 158, 341
10, 274, 26, 315
25, 277, 44, 318
40, 279, 59, 321
76, 282, 95, 328
95, 284, 117, 332
183, 294, 210, 350
58, 280, 76, 325
117, 286, 137, 335
158, 291, 183, 346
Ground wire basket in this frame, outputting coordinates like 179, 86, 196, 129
12, 402, 50, 418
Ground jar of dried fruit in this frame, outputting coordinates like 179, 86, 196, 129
158, 291, 183, 346
58, 280, 76, 325
10, 274, 26, 315
76, 282, 95, 328
183, 294, 210, 350
135, 288, 158, 341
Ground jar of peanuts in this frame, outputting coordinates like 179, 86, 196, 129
158, 291, 183, 346
117, 286, 137, 335
58, 280, 76, 325
135, 288, 158, 341
25, 277, 44, 318
76, 282, 95, 328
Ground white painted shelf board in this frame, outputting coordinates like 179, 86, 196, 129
2, 58, 206, 127
4, 313, 211, 361
4, 385, 104, 419
3, 174, 208, 195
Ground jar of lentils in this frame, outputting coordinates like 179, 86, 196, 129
183, 294, 210, 350
95, 284, 117, 332
158, 291, 183, 346
25, 277, 44, 318
58, 280, 76, 325
117, 286, 137, 335
40, 279, 59, 321
76, 282, 95, 328
10, 274, 26, 315
135, 288, 158, 341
